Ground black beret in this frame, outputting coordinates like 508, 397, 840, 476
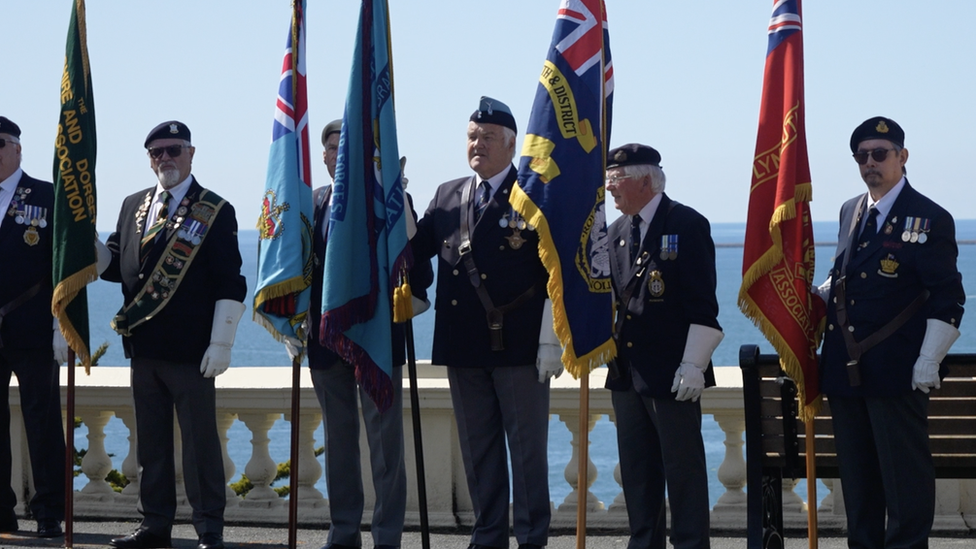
606, 143, 662, 169
0, 117, 21, 138
145, 120, 191, 148
470, 96, 517, 134
321, 119, 342, 146
850, 116, 904, 152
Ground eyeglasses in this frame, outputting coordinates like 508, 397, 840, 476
852, 148, 896, 165
147, 145, 189, 160
605, 174, 634, 186
0, 138, 20, 148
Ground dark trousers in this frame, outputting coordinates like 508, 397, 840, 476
829, 392, 934, 549
131, 358, 224, 537
0, 347, 65, 523
611, 386, 710, 549
448, 365, 551, 548
311, 364, 406, 548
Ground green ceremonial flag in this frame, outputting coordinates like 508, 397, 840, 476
52, 0, 98, 370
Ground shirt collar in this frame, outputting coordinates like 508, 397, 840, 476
478, 165, 513, 198
0, 167, 23, 192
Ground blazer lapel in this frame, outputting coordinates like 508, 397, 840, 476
474, 166, 516, 237
631, 194, 671, 279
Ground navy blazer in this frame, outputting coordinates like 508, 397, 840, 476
412, 165, 549, 368
820, 181, 965, 397
605, 193, 721, 398
0, 172, 55, 351
102, 178, 247, 363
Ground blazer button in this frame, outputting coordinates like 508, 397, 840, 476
138, 273, 144, 279
850, 299, 855, 306
626, 314, 631, 320
626, 342, 633, 348
451, 299, 457, 306
453, 269, 459, 276
848, 326, 855, 332
860, 272, 867, 279
481, 273, 487, 280
499, 245, 505, 251
828, 324, 834, 331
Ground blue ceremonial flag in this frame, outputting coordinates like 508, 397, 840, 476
321, 0, 412, 412
253, 0, 315, 349
513, 0, 615, 377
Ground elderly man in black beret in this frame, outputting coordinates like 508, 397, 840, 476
816, 117, 965, 548
102, 121, 247, 549
411, 97, 562, 549
0, 116, 68, 538
604, 143, 722, 549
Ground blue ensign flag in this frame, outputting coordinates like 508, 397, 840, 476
320, 0, 412, 412
512, 0, 616, 377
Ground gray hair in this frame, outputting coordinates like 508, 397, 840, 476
624, 164, 666, 193
502, 126, 517, 160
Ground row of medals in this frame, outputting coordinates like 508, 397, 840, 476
500, 209, 534, 249
9, 188, 46, 246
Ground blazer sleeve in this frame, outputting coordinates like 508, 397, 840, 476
675, 211, 721, 330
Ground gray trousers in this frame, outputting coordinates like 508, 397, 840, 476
829, 392, 934, 549
131, 358, 225, 537
448, 364, 551, 548
611, 386, 710, 549
311, 364, 406, 548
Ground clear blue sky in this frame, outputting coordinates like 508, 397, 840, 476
5, 1, 975, 232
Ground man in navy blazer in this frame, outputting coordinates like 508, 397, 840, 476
604, 143, 723, 549
411, 97, 562, 549
0, 116, 67, 538
817, 117, 965, 549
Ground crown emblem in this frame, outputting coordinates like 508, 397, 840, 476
876, 120, 889, 133
879, 253, 899, 277
169, 123, 179, 134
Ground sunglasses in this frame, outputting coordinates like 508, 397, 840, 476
852, 148, 895, 165
0, 138, 19, 148
147, 145, 189, 160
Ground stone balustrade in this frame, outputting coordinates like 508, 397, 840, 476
5, 365, 974, 531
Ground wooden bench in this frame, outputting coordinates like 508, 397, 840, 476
739, 344, 976, 549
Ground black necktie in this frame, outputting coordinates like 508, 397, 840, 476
859, 207, 879, 244
474, 180, 490, 223
630, 215, 642, 263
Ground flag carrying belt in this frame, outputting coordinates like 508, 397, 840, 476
458, 177, 542, 351
833, 195, 929, 386
112, 190, 227, 337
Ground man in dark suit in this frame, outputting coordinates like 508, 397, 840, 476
817, 117, 965, 549
411, 97, 562, 549
0, 116, 67, 538
604, 144, 723, 549
292, 119, 431, 549
102, 121, 247, 549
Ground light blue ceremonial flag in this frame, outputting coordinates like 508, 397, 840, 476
321, 0, 412, 412
253, 0, 315, 349
513, 0, 616, 378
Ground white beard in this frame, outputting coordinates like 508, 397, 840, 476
156, 168, 182, 188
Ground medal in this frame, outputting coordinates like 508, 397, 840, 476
901, 231, 911, 242
15, 215, 24, 225
660, 250, 668, 260
918, 232, 927, 244
506, 228, 526, 249
910, 232, 918, 243
647, 270, 665, 297
23, 226, 40, 246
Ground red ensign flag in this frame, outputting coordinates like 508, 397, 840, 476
739, 0, 825, 420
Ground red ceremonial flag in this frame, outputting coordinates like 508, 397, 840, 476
739, 0, 825, 420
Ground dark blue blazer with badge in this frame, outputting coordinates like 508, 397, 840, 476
605, 193, 721, 398
101, 177, 247, 364
412, 165, 548, 368
820, 181, 965, 397
0, 172, 55, 351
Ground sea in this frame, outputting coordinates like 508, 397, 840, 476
77, 221, 976, 509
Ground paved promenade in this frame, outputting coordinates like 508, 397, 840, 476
0, 521, 973, 549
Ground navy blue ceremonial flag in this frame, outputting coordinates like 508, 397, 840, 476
320, 0, 412, 412
513, 0, 615, 377
253, 0, 315, 350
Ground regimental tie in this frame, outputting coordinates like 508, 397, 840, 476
630, 214, 642, 264
857, 207, 879, 251
474, 180, 491, 223
141, 190, 170, 263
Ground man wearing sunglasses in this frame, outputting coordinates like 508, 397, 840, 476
817, 116, 965, 548
102, 121, 247, 549
0, 116, 68, 538
604, 143, 722, 549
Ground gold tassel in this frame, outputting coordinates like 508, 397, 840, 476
392, 282, 413, 323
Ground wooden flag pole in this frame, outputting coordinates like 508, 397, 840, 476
287, 354, 301, 549
65, 348, 75, 549
575, 369, 590, 549
805, 419, 818, 549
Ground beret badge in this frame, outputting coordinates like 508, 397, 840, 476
875, 120, 889, 133
614, 150, 627, 162
169, 123, 179, 134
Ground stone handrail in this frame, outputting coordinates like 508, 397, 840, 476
5, 365, 973, 531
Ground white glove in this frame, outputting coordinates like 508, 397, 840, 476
95, 238, 112, 275
911, 318, 960, 393
812, 277, 831, 303
671, 324, 724, 402
53, 318, 69, 365
411, 296, 430, 316
536, 299, 563, 383
284, 336, 304, 362
200, 300, 245, 378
